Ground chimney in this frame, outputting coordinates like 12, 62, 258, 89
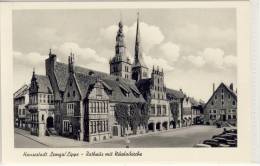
213, 83, 215, 93
230, 83, 233, 91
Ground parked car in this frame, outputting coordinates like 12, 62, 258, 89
213, 137, 230, 147
226, 129, 237, 134
203, 139, 220, 147
193, 144, 211, 148
221, 133, 237, 140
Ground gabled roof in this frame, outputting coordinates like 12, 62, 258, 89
34, 74, 53, 93
14, 84, 29, 99
54, 62, 135, 92
166, 88, 185, 99
102, 78, 145, 103
190, 97, 199, 106
204, 82, 237, 109
74, 73, 97, 99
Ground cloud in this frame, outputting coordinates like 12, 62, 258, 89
126, 22, 164, 52
186, 55, 206, 67
159, 42, 180, 62
143, 53, 174, 72
224, 55, 236, 67
53, 42, 108, 72
200, 48, 225, 68
184, 48, 236, 69
13, 51, 48, 67
98, 21, 164, 54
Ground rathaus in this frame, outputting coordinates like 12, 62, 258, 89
26, 13, 184, 142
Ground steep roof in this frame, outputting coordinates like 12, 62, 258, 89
72, 73, 145, 103
74, 73, 97, 99
34, 74, 53, 93
54, 62, 135, 92
103, 78, 145, 103
14, 84, 29, 99
166, 88, 185, 99
204, 82, 237, 109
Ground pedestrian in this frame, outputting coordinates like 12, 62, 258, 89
77, 129, 81, 141
69, 123, 73, 138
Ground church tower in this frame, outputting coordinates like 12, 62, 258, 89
109, 19, 132, 80
132, 12, 148, 82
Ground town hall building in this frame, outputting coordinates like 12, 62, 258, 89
14, 13, 201, 143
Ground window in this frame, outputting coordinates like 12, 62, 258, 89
151, 105, 155, 115
73, 91, 76, 97
233, 115, 237, 119
157, 105, 161, 115
163, 105, 167, 115
63, 120, 70, 132
211, 101, 214, 105
232, 101, 236, 106
90, 121, 93, 134
228, 115, 231, 120
213, 110, 216, 114
67, 103, 74, 116
42, 114, 44, 121
67, 92, 70, 98
228, 94, 231, 99
215, 95, 217, 100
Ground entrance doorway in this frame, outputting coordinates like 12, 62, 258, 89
47, 116, 54, 128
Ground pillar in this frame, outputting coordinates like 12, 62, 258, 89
153, 123, 156, 132
79, 101, 84, 141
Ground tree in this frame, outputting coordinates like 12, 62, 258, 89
129, 103, 141, 134
170, 101, 179, 127
129, 102, 150, 134
139, 102, 150, 131
114, 103, 129, 136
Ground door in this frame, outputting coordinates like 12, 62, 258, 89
47, 116, 54, 128
112, 126, 118, 136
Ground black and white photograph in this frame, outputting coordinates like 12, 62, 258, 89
12, 8, 239, 148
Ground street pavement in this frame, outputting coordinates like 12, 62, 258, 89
14, 125, 224, 148
15, 133, 47, 148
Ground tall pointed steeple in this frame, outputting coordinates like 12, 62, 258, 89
133, 12, 147, 68
131, 12, 148, 82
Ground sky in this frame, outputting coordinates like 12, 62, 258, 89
13, 9, 237, 101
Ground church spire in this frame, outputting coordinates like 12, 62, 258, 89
133, 12, 147, 68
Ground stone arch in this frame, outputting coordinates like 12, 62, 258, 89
148, 122, 155, 131
156, 122, 161, 131
162, 121, 168, 130
170, 120, 176, 129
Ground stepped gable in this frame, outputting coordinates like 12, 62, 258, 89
34, 74, 53, 93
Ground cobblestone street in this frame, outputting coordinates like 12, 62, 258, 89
14, 125, 224, 148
